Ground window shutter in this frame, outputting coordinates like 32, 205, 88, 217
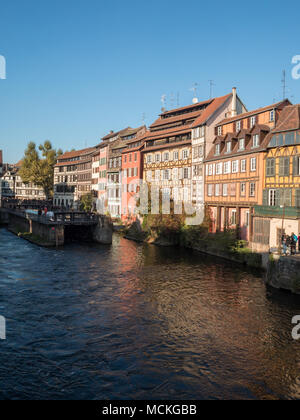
293, 156, 299, 175
263, 189, 268, 205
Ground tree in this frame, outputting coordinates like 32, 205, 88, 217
19, 141, 63, 199
79, 193, 93, 213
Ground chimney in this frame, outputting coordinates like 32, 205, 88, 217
110, 130, 114, 134
231, 87, 237, 117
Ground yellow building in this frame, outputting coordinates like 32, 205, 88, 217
205, 100, 290, 241
252, 104, 300, 251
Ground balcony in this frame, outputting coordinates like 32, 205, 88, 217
254, 205, 300, 219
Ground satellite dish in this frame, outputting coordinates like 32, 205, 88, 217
192, 97, 199, 104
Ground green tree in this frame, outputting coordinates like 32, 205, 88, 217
19, 141, 63, 199
79, 193, 93, 213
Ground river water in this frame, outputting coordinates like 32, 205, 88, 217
0, 228, 299, 400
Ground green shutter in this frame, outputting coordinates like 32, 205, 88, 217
293, 156, 299, 176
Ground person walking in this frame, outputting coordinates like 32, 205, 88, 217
292, 232, 298, 254
290, 233, 296, 255
282, 234, 288, 256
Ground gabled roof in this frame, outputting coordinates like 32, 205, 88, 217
271, 104, 300, 133
206, 123, 271, 161
102, 127, 131, 141
218, 99, 291, 126
192, 94, 232, 127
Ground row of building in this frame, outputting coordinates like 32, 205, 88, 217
0, 159, 46, 202
2, 87, 300, 252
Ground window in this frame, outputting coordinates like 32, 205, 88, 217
163, 170, 170, 180
224, 161, 231, 174
183, 168, 189, 179
241, 159, 246, 172
218, 126, 222, 136
147, 155, 152, 164
164, 152, 169, 161
249, 182, 256, 197
279, 157, 290, 176
182, 150, 189, 159
215, 184, 220, 196
208, 165, 213, 176
155, 154, 161, 162
226, 142, 231, 153
293, 156, 300, 175
239, 138, 245, 150
215, 144, 220, 155
200, 126, 205, 137
223, 184, 228, 196
207, 184, 213, 197
231, 210, 237, 225
232, 160, 239, 173
216, 163, 223, 175
250, 157, 257, 171
236, 121, 241, 132
250, 116, 256, 127
266, 158, 275, 176
270, 110, 275, 122
193, 165, 203, 177
269, 189, 278, 206
240, 183, 246, 196
253, 134, 260, 148
173, 151, 179, 161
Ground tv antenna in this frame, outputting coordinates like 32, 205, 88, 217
209, 80, 215, 99
176, 92, 180, 107
282, 70, 287, 99
189, 83, 199, 104
161, 94, 167, 112
170, 92, 175, 109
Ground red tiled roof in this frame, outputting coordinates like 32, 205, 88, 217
192, 94, 232, 127
57, 147, 94, 161
271, 104, 300, 133
159, 99, 212, 116
150, 110, 205, 129
205, 123, 271, 161
218, 99, 291, 126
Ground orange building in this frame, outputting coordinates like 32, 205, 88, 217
204, 100, 290, 241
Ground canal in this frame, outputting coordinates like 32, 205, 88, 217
0, 228, 299, 400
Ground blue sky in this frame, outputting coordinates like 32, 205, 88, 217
1, 0, 300, 163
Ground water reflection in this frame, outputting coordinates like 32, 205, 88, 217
0, 229, 299, 400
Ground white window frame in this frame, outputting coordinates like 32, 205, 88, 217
226, 142, 231, 153
250, 157, 257, 172
253, 134, 260, 148
239, 138, 245, 151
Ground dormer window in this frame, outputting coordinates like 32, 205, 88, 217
218, 126, 222, 136
215, 144, 220, 155
239, 138, 245, 150
236, 121, 241, 132
226, 142, 231, 153
250, 116, 256, 128
253, 134, 260, 148
270, 110, 275, 122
